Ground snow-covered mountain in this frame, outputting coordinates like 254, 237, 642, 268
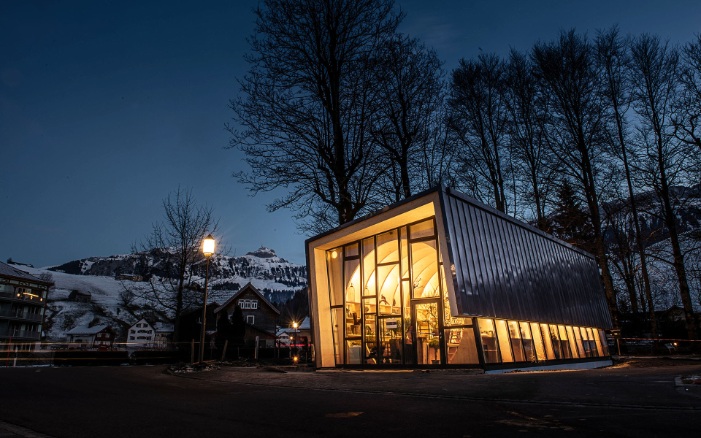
14, 247, 307, 343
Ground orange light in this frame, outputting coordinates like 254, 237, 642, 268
202, 234, 216, 257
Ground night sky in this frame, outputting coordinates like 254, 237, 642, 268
2, 0, 700, 268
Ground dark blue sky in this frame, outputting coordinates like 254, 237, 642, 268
2, 0, 700, 268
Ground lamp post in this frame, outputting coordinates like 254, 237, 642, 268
292, 321, 299, 363
199, 234, 215, 363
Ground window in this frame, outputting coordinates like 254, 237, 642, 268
478, 318, 499, 364
239, 299, 258, 310
246, 315, 255, 325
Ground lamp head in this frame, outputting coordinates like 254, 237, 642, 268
202, 234, 216, 257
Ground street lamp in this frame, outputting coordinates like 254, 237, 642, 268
292, 321, 299, 362
199, 234, 215, 363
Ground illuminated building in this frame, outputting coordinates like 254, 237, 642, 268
306, 187, 612, 372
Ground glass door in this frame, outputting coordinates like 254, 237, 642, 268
412, 300, 442, 365
377, 316, 403, 364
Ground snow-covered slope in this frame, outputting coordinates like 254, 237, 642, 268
15, 247, 307, 342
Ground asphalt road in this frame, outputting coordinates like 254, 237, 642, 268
1, 358, 700, 438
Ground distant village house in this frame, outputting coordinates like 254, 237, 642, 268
215, 283, 281, 348
68, 289, 91, 303
127, 318, 173, 349
66, 324, 115, 349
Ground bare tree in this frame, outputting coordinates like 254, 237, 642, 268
629, 34, 697, 339
503, 50, 554, 229
369, 34, 446, 203
229, 0, 403, 233
448, 53, 511, 213
532, 30, 620, 328
595, 27, 657, 336
674, 34, 701, 151
140, 187, 218, 345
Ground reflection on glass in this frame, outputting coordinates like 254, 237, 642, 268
346, 339, 362, 364
364, 314, 377, 364
378, 264, 400, 315
548, 325, 561, 359
520, 321, 535, 362
495, 319, 514, 363
377, 230, 399, 263
530, 322, 546, 361
400, 227, 409, 279
331, 307, 343, 364
410, 219, 435, 239
411, 240, 439, 298
327, 248, 343, 306
363, 237, 375, 297
558, 325, 572, 359
445, 328, 479, 364
345, 243, 359, 257
415, 302, 440, 365
574, 326, 585, 357
598, 329, 609, 356
566, 325, 579, 359
478, 318, 499, 364
508, 320, 526, 362
379, 317, 402, 364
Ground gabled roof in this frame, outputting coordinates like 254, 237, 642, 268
66, 324, 112, 335
214, 282, 280, 315
129, 318, 152, 329
0, 261, 52, 285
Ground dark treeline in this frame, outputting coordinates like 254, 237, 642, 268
446, 29, 701, 340
231, 1, 700, 338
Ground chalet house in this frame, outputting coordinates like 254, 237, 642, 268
153, 322, 174, 349
68, 289, 91, 303
179, 302, 219, 348
66, 324, 115, 349
277, 316, 311, 348
0, 261, 52, 352
127, 319, 156, 347
215, 283, 281, 348
126, 319, 174, 349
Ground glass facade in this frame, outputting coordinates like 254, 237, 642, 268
309, 187, 612, 371
324, 217, 609, 368
328, 218, 479, 366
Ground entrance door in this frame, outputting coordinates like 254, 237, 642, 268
377, 316, 403, 364
412, 300, 442, 365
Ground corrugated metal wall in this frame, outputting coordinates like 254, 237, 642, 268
441, 189, 612, 329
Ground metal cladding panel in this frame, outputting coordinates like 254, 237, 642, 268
441, 189, 612, 329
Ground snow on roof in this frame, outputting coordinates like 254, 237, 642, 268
66, 324, 111, 335
0, 261, 51, 284
214, 282, 280, 315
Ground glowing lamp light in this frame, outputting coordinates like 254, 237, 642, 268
293, 322, 298, 330
202, 234, 215, 257
198, 233, 215, 364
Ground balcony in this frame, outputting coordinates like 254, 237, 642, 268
0, 308, 43, 322
0, 329, 41, 340
0, 291, 45, 305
